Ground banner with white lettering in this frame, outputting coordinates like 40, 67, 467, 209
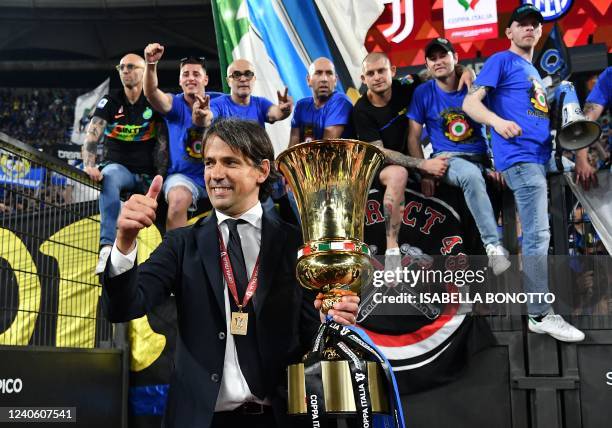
443, 0, 498, 43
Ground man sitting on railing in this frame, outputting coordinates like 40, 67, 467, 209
82, 53, 163, 275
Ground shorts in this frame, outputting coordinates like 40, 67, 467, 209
163, 173, 206, 211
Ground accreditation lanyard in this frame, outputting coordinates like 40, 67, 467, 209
217, 226, 260, 313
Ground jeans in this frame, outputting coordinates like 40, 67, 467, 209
443, 156, 500, 247
502, 162, 551, 315
99, 163, 145, 247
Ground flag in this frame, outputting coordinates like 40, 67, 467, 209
70, 78, 110, 145
0, 151, 45, 188
535, 23, 571, 81
314, 0, 385, 88
211, 0, 314, 154
211, 0, 386, 153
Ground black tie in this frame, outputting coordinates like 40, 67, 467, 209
225, 219, 249, 297
224, 219, 265, 398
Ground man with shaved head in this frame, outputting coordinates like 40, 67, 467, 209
193, 59, 292, 127
83, 53, 163, 274
288, 57, 353, 146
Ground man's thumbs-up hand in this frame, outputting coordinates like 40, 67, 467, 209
116, 175, 163, 255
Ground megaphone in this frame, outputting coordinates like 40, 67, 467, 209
555, 81, 601, 151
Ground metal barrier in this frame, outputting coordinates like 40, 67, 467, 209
0, 131, 117, 348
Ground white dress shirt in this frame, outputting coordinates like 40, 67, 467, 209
109, 201, 269, 411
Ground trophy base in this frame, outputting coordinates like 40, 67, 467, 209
287, 360, 389, 415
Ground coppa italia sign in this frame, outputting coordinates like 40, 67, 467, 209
443, 0, 498, 42
377, 0, 498, 44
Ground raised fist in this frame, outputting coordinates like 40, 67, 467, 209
144, 43, 165, 64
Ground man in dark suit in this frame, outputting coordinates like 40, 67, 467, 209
101, 118, 359, 428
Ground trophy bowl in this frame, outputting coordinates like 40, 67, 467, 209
276, 139, 384, 312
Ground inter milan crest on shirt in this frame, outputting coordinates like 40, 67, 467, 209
142, 107, 153, 120
184, 127, 204, 160
528, 77, 549, 117
441, 108, 474, 142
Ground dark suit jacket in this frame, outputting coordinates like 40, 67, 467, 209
101, 209, 320, 428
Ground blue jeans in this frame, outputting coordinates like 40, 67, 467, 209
99, 163, 145, 247
443, 156, 500, 247
502, 162, 551, 315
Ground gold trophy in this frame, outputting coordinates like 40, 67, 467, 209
276, 139, 389, 416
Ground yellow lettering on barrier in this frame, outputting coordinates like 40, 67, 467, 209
0, 228, 41, 345
40, 216, 100, 348
129, 224, 166, 372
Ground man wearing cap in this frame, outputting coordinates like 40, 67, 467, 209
288, 57, 353, 146
463, 4, 585, 342
407, 37, 510, 275
192, 59, 292, 128
354, 52, 477, 271
144, 43, 220, 231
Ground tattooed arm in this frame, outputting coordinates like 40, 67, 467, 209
573, 102, 604, 190
82, 116, 106, 182
370, 139, 448, 177
583, 102, 604, 122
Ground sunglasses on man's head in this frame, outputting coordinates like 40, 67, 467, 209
228, 70, 255, 80
180, 56, 206, 67
115, 63, 143, 72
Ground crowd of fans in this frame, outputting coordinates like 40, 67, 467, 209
0, 88, 78, 147
0, 180, 74, 215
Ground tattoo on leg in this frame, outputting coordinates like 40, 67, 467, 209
384, 202, 393, 236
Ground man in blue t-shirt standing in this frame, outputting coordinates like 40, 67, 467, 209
289, 57, 353, 146
194, 59, 292, 127
408, 37, 510, 275
143, 42, 218, 231
463, 5, 584, 342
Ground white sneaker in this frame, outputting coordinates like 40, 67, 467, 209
485, 243, 511, 275
95, 245, 112, 275
528, 312, 585, 342
384, 248, 402, 287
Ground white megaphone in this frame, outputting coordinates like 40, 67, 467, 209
554, 81, 601, 150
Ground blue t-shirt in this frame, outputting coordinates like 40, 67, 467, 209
291, 91, 354, 142
586, 66, 611, 109
210, 94, 273, 126
408, 80, 487, 155
475, 50, 552, 171
164, 92, 222, 187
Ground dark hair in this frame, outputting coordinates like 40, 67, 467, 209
202, 118, 280, 201
180, 56, 207, 72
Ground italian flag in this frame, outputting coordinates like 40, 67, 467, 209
211, 0, 292, 155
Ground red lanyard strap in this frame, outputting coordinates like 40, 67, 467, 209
217, 226, 260, 310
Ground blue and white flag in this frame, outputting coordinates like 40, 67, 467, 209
0, 153, 45, 188
535, 23, 571, 81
